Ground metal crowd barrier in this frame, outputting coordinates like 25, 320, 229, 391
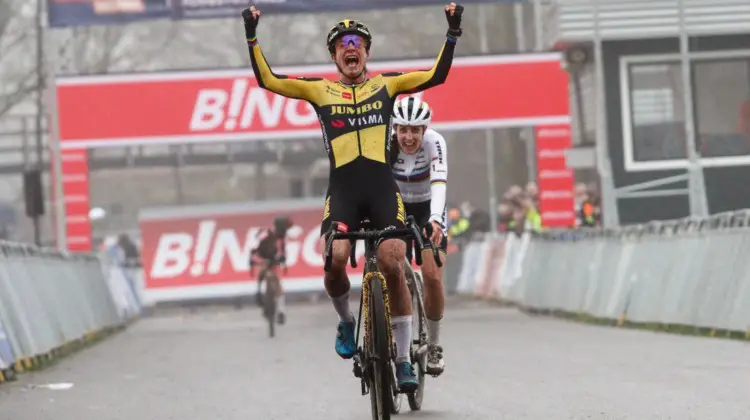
0, 240, 141, 383
448, 210, 750, 338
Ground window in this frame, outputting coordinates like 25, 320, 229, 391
693, 58, 750, 158
290, 178, 303, 198
312, 177, 328, 197
622, 52, 750, 171
625, 62, 687, 165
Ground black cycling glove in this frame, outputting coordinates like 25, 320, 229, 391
445, 4, 464, 38
242, 6, 259, 39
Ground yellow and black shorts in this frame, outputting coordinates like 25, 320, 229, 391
320, 170, 406, 237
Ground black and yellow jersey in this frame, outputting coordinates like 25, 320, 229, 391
247, 36, 457, 180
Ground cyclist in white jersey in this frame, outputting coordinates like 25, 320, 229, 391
389, 96, 447, 376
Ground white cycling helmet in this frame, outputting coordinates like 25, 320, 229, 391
392, 96, 432, 127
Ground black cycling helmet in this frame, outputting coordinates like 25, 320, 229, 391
326, 19, 372, 55
273, 216, 293, 235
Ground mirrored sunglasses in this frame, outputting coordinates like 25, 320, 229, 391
338, 34, 364, 48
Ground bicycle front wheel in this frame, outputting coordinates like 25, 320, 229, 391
368, 273, 392, 420
408, 271, 427, 411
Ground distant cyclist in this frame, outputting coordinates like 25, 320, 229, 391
250, 216, 293, 325
389, 96, 448, 376
242, 2, 463, 392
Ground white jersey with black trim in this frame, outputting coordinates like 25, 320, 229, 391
391, 128, 448, 226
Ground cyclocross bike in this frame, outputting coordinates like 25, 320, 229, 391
323, 215, 442, 420
253, 255, 285, 338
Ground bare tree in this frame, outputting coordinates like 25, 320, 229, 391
0, 0, 37, 118
68, 20, 181, 74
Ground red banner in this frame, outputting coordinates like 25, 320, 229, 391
138, 198, 442, 303
535, 124, 576, 228
139, 199, 366, 302
51, 149, 91, 251
55, 53, 569, 149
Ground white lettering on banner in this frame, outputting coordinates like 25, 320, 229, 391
541, 190, 573, 199
302, 227, 324, 266
239, 87, 285, 128
539, 169, 573, 179
64, 195, 89, 204
190, 89, 227, 131
538, 149, 566, 159
62, 174, 88, 183
148, 219, 368, 280
189, 80, 317, 132
151, 233, 194, 278
537, 128, 570, 138
207, 228, 258, 275
61, 153, 86, 162
543, 211, 576, 220
284, 225, 304, 266
191, 220, 216, 275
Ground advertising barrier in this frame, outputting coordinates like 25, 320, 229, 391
46, 0, 520, 29
139, 198, 366, 304
451, 211, 750, 336
138, 197, 439, 304
0, 240, 139, 383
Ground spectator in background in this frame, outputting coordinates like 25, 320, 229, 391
502, 188, 542, 237
117, 233, 142, 267
468, 207, 490, 237
573, 183, 588, 227
447, 207, 470, 250
497, 202, 513, 232
525, 182, 539, 208
576, 183, 601, 227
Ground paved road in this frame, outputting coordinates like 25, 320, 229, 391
2, 298, 750, 420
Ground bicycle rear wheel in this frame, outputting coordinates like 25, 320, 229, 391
368, 273, 392, 420
407, 271, 427, 411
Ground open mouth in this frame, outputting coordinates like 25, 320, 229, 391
401, 139, 418, 150
344, 54, 360, 68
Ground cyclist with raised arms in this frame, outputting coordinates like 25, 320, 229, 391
241, 2, 464, 392
389, 97, 448, 376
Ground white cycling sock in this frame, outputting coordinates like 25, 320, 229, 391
331, 293, 354, 323
392, 315, 412, 364
427, 317, 441, 345
276, 295, 286, 314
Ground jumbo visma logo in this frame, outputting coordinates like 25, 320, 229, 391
330, 101, 383, 116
